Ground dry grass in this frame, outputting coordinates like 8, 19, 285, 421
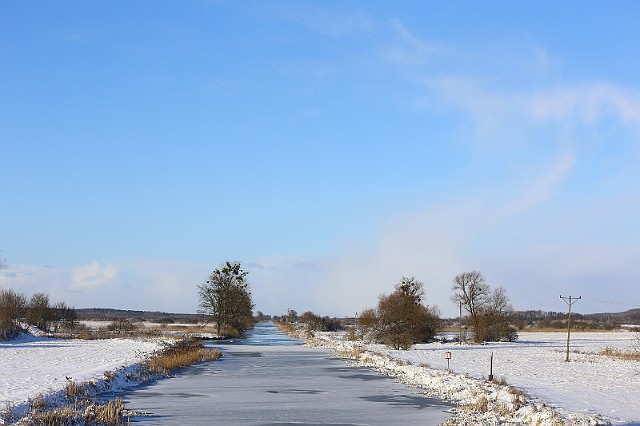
275, 322, 296, 334
146, 323, 219, 334
29, 405, 79, 425
146, 339, 222, 376
495, 402, 513, 417
471, 396, 489, 413
28, 398, 126, 425
2, 402, 15, 424
492, 375, 508, 386
65, 380, 82, 399
275, 321, 305, 340
337, 348, 363, 359
89, 399, 126, 424
29, 395, 47, 413
522, 328, 612, 333
598, 347, 640, 361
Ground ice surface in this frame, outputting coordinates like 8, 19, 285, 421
119, 323, 454, 425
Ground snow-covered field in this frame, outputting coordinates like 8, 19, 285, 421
78, 320, 220, 339
308, 330, 640, 425
0, 332, 165, 417
393, 332, 639, 422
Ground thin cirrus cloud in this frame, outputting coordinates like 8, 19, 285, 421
496, 151, 576, 223
70, 261, 118, 290
526, 83, 640, 127
379, 21, 640, 134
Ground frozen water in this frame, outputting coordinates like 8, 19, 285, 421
119, 322, 453, 425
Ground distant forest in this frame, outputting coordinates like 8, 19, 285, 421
76, 308, 200, 322
76, 307, 640, 326
512, 308, 640, 323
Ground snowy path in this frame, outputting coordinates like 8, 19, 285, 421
118, 322, 454, 425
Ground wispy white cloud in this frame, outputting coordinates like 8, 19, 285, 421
1, 264, 72, 302
526, 83, 640, 128
429, 76, 640, 137
1, 259, 209, 313
270, 6, 374, 39
378, 20, 640, 137
498, 150, 576, 221
379, 20, 450, 66
70, 261, 118, 290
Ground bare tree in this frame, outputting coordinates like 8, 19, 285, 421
451, 271, 489, 328
51, 301, 78, 333
26, 292, 53, 331
452, 272, 517, 342
488, 286, 512, 316
0, 288, 27, 339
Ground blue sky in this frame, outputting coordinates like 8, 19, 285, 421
1, 1, 639, 318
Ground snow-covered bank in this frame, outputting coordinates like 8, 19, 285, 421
0, 333, 166, 423
305, 330, 639, 425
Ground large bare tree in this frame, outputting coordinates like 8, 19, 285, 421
451, 271, 490, 331
451, 271, 516, 342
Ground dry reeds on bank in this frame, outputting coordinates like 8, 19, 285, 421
146, 339, 222, 376
599, 347, 640, 361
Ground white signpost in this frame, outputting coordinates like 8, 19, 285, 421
445, 351, 452, 371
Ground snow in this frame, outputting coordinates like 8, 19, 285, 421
2, 326, 637, 425
0, 333, 165, 413
307, 330, 640, 425
78, 320, 220, 339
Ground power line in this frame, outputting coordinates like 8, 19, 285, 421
581, 297, 639, 308
516, 298, 565, 312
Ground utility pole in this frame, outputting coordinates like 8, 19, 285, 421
560, 295, 581, 362
459, 301, 463, 345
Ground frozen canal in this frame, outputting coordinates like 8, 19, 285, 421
121, 322, 453, 425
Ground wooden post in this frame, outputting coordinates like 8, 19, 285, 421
488, 352, 494, 382
459, 301, 463, 345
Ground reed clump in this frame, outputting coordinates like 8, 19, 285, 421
599, 347, 640, 361
146, 339, 222, 376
